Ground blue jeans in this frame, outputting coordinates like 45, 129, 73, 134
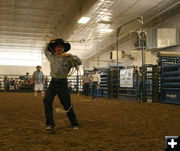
83, 83, 89, 96
138, 80, 143, 99
92, 82, 98, 100
43, 78, 79, 127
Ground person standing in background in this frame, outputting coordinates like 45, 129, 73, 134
4, 76, 10, 92
137, 66, 143, 100
82, 72, 90, 96
91, 69, 101, 100
24, 72, 30, 84
32, 66, 44, 99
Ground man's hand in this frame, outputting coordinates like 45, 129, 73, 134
61, 53, 71, 57
49, 37, 56, 43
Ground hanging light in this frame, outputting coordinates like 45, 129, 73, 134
78, 17, 91, 24
100, 28, 113, 33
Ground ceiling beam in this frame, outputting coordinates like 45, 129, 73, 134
52, 0, 98, 40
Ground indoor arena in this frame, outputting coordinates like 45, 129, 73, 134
0, 0, 180, 151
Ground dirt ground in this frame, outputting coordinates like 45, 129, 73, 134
0, 93, 179, 151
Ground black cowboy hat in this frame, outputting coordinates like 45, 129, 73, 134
47, 38, 71, 53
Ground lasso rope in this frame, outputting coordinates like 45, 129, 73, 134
55, 105, 73, 113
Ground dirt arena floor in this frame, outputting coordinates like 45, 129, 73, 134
0, 93, 180, 151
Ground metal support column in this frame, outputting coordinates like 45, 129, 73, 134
116, 16, 144, 99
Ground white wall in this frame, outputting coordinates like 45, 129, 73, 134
83, 51, 113, 69
88, 12, 180, 68
119, 40, 132, 66
83, 56, 100, 70
0, 66, 37, 76
41, 55, 50, 76
0, 55, 50, 76
131, 50, 158, 66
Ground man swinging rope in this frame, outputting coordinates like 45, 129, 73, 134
43, 38, 82, 133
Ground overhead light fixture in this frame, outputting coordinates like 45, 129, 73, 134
100, 28, 113, 33
78, 17, 90, 24
80, 39, 85, 43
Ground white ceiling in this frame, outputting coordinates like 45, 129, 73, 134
0, 0, 179, 59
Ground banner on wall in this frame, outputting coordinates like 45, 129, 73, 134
120, 69, 133, 87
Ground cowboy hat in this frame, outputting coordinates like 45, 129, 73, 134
47, 38, 71, 53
